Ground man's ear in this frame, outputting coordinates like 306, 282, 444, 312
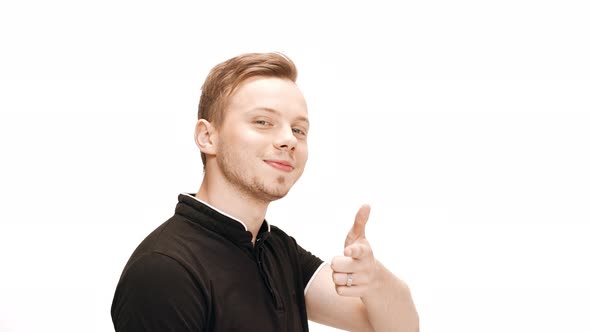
194, 119, 217, 156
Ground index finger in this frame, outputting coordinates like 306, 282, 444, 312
344, 242, 369, 259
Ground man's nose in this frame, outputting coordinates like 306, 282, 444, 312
273, 125, 297, 151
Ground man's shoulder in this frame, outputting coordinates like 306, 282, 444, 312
120, 250, 190, 281
270, 224, 306, 241
121, 214, 208, 273
269, 224, 287, 236
268, 224, 298, 244
128, 215, 184, 255
267, 224, 309, 253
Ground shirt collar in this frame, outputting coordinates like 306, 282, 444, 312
175, 193, 271, 247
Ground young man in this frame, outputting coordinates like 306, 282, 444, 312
111, 52, 419, 331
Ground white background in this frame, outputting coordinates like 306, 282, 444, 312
1, 1, 589, 331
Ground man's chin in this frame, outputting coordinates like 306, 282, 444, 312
263, 189, 289, 202
257, 185, 292, 202
251, 177, 296, 202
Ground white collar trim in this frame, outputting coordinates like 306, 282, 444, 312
181, 193, 271, 233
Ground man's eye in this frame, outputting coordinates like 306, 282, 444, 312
255, 120, 270, 126
292, 128, 307, 136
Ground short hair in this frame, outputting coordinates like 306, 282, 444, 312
197, 52, 298, 166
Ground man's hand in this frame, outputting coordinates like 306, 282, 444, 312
331, 204, 378, 297
308, 204, 419, 331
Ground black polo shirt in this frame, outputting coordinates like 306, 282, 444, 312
111, 193, 325, 332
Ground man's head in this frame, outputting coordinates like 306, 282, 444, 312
195, 52, 309, 202
198, 52, 299, 166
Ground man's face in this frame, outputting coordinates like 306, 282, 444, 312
213, 76, 309, 202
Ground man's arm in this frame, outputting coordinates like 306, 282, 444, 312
111, 253, 208, 332
305, 205, 419, 332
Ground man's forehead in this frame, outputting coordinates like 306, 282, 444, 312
227, 77, 308, 116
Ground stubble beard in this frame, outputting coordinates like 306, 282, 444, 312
217, 146, 291, 203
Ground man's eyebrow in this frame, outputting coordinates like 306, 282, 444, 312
249, 107, 309, 125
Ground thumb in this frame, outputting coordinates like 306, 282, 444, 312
344, 204, 371, 247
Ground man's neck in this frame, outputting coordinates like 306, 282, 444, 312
195, 175, 269, 243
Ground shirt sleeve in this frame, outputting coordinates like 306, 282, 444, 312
111, 252, 208, 332
294, 240, 325, 289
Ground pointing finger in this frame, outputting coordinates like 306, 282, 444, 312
344, 243, 369, 259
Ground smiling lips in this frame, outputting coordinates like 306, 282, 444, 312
264, 160, 294, 172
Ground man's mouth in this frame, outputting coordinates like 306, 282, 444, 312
264, 160, 294, 172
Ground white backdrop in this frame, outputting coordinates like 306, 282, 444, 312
1, 1, 589, 331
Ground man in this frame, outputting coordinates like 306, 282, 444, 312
111, 52, 419, 331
